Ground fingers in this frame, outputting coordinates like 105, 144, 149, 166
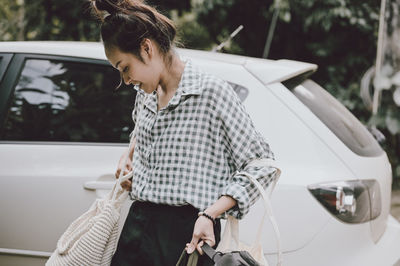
189, 237, 215, 255
120, 180, 132, 191
115, 151, 133, 189
123, 163, 132, 176
196, 236, 215, 255
206, 238, 215, 247
115, 168, 121, 179
126, 161, 133, 171
187, 233, 215, 255
115, 150, 133, 179
196, 241, 204, 255
117, 167, 132, 178
115, 168, 130, 179
187, 233, 200, 254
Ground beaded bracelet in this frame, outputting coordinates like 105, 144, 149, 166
198, 211, 216, 225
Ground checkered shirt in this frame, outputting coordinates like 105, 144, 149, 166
129, 59, 277, 219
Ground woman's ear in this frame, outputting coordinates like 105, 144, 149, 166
141, 38, 153, 59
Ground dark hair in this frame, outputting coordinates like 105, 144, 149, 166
91, 0, 177, 61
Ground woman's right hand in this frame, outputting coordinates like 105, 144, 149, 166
115, 149, 133, 191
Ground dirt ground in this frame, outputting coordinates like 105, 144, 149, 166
391, 189, 400, 222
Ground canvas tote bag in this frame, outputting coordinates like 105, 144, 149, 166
215, 158, 282, 266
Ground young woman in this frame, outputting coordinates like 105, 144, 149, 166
91, 0, 278, 265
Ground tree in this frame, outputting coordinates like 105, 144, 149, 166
0, 0, 26, 41
0, 0, 100, 41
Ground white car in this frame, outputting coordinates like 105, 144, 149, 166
0, 42, 399, 266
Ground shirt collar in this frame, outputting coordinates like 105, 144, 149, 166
142, 59, 203, 114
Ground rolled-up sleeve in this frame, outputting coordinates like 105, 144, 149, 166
216, 81, 279, 219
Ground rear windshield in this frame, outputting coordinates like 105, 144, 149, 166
291, 79, 383, 157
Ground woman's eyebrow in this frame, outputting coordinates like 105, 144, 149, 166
115, 60, 122, 69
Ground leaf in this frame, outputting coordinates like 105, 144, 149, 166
396, 165, 400, 178
391, 71, 400, 86
385, 116, 400, 135
373, 74, 392, 91
393, 87, 400, 107
368, 114, 386, 128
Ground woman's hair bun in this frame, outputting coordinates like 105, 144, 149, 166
92, 0, 146, 17
94, 0, 117, 15
92, 0, 132, 17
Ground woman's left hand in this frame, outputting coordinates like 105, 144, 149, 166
186, 216, 215, 255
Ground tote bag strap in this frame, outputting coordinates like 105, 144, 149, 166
237, 158, 282, 266
109, 132, 135, 202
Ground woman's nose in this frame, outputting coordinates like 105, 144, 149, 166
122, 73, 131, 85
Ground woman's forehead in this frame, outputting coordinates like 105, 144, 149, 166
105, 48, 128, 68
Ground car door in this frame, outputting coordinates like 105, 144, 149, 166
0, 53, 136, 266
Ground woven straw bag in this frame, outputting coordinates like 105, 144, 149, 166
46, 139, 135, 266
45, 180, 130, 265
216, 158, 282, 266
46, 91, 146, 266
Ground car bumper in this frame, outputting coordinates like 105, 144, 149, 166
266, 215, 400, 266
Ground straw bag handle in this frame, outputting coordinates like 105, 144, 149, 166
116, 134, 135, 186
109, 140, 134, 201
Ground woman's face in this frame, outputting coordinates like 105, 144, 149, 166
106, 43, 161, 94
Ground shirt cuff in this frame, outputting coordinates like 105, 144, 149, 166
220, 183, 250, 220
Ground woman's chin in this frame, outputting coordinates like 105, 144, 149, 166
142, 86, 157, 94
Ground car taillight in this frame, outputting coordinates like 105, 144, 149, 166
308, 180, 381, 224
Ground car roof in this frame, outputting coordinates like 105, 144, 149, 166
0, 41, 317, 84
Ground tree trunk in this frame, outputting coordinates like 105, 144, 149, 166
16, 0, 25, 41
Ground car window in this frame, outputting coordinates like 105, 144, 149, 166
1, 58, 136, 143
292, 79, 383, 157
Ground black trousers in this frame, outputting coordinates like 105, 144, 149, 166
111, 201, 221, 266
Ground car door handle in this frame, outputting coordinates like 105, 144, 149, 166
83, 181, 114, 191
83, 172, 133, 191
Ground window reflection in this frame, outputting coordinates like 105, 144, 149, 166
2, 59, 136, 143
15, 60, 69, 110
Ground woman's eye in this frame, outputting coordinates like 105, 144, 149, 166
123, 66, 128, 73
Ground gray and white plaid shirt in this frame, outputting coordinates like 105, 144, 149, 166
130, 59, 277, 219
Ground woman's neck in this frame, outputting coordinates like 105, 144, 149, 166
158, 53, 185, 97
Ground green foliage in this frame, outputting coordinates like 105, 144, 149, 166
147, 0, 191, 16
196, 0, 274, 56
175, 12, 214, 50
0, 0, 25, 40
0, 0, 100, 41
370, 81, 400, 189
